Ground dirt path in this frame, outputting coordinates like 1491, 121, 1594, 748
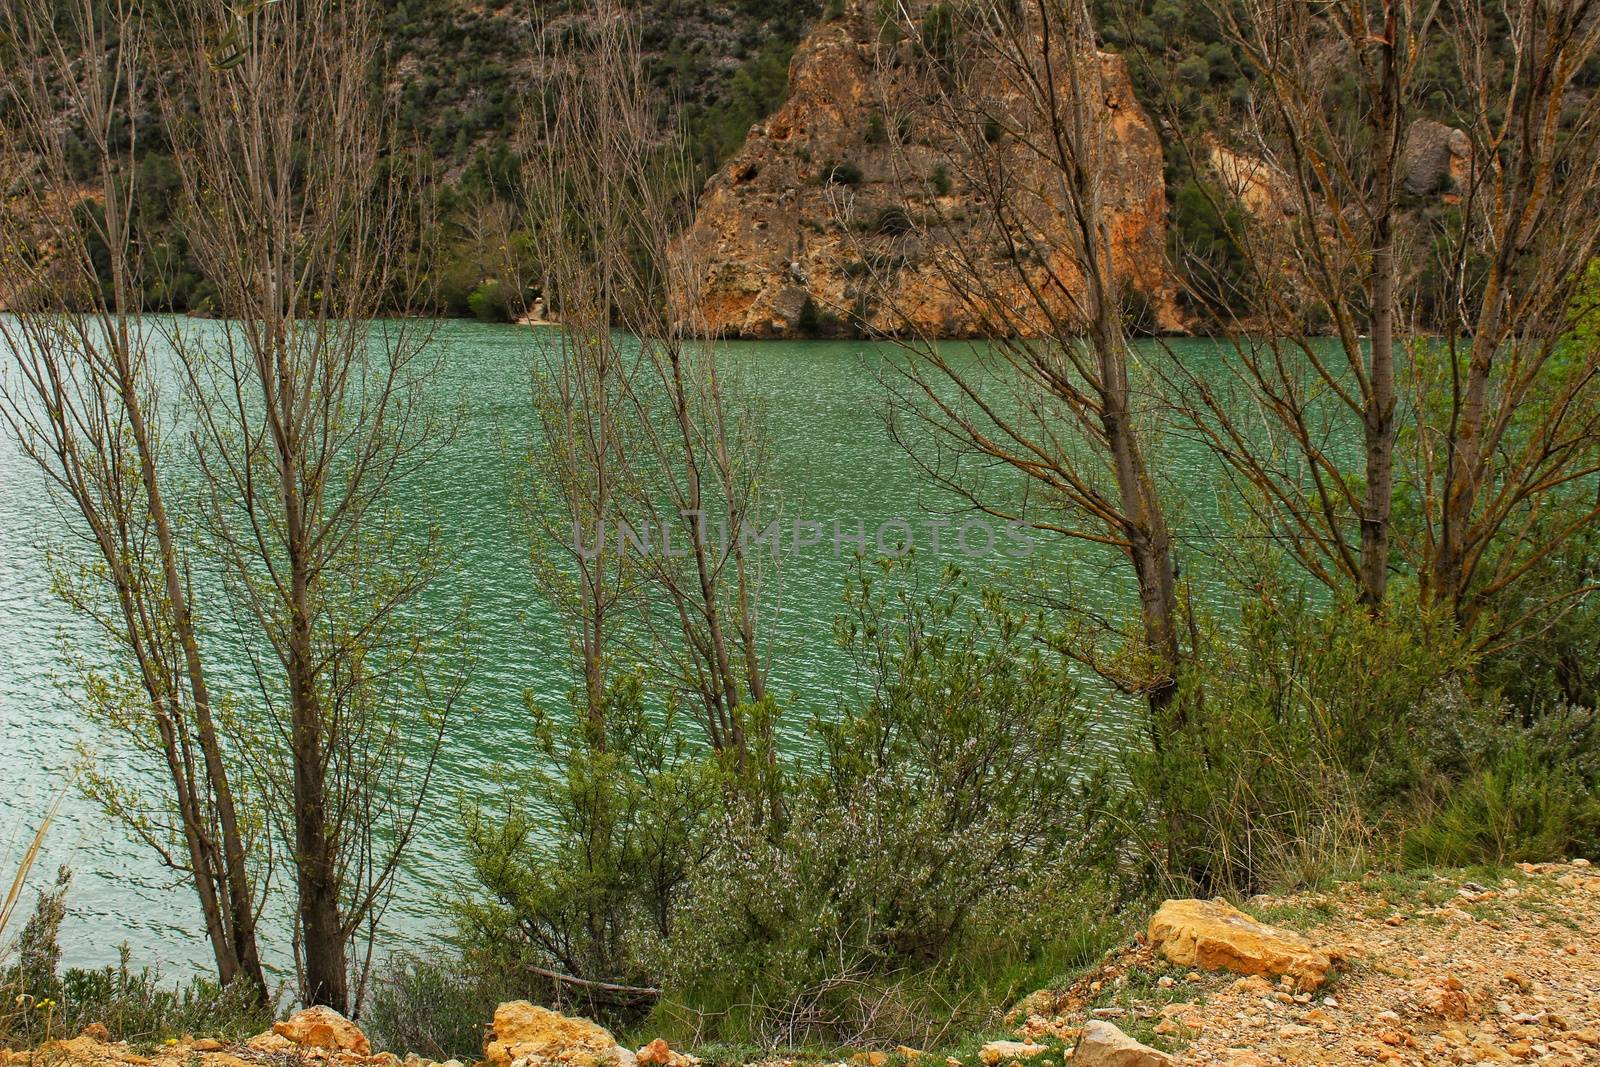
1015, 859, 1600, 1065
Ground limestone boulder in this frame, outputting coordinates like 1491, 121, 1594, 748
977, 1040, 1047, 1065
1072, 1021, 1173, 1067
245, 1032, 295, 1053
1403, 119, 1473, 197
485, 1002, 629, 1067
635, 1040, 696, 1067
272, 1005, 372, 1056
1148, 898, 1334, 990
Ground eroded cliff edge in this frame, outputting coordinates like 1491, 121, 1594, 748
675, 1, 1183, 340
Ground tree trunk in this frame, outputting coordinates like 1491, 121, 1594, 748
284, 417, 347, 1011
122, 348, 268, 1000
1432, 282, 1506, 613
290, 590, 348, 1010
1102, 366, 1181, 725
1359, 7, 1400, 610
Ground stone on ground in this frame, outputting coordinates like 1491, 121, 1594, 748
1071, 1021, 1172, 1067
1147, 898, 1333, 990
635, 1039, 697, 1067
272, 1005, 372, 1056
977, 1040, 1046, 1065
485, 1002, 630, 1067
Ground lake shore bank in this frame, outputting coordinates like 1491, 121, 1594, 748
8, 859, 1596, 1067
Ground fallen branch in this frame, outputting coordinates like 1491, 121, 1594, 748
526, 965, 662, 1001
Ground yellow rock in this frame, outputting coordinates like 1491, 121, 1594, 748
1071, 1022, 1172, 1066
637, 1040, 669, 1066
272, 1006, 371, 1057
635, 1040, 700, 1067
485, 1003, 619, 1067
977, 1042, 1045, 1066
245, 1032, 294, 1053
1147, 899, 1334, 990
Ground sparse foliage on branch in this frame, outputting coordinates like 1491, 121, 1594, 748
1144, 0, 1600, 642
854, 0, 1186, 726
521, 0, 781, 792
1148, 0, 1432, 610
155, 0, 462, 1012
0, 0, 267, 1002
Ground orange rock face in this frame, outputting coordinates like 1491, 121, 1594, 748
675, 1, 1182, 339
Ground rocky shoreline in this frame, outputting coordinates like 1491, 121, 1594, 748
8, 860, 1595, 1067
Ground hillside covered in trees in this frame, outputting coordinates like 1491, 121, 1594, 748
16, 0, 818, 318
26, 0, 1597, 330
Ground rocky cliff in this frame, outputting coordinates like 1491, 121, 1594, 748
675, 1, 1183, 340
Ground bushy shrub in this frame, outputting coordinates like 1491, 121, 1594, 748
367, 950, 519, 1060
653, 564, 1129, 1048
1133, 565, 1479, 895
869, 206, 914, 237
468, 279, 513, 322
1, 870, 270, 1050
866, 111, 888, 145
457, 678, 720, 1022
1404, 740, 1600, 867
823, 160, 864, 185
1404, 701, 1600, 867
918, 3, 956, 63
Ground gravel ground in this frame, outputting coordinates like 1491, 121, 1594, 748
1013, 859, 1600, 1065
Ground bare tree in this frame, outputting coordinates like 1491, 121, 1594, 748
1416, 0, 1600, 633
1143, 0, 1439, 610
0, 0, 267, 1000
522, 0, 780, 794
156, 0, 458, 1011
1143, 0, 1600, 639
517, 3, 649, 739
858, 0, 1183, 720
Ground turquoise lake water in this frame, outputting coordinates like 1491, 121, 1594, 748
0, 319, 1227, 979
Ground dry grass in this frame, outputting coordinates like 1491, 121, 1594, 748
0, 785, 66, 957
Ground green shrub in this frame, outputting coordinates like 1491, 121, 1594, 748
1404, 741, 1600, 867
652, 563, 1129, 1048
1, 870, 271, 1050
930, 163, 951, 196
823, 160, 864, 185
918, 2, 956, 62
457, 678, 720, 1022
367, 950, 519, 1059
1404, 701, 1600, 867
869, 205, 914, 236
1133, 566, 1479, 895
468, 279, 513, 322
866, 111, 888, 145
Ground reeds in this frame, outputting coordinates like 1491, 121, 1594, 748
0, 785, 66, 955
